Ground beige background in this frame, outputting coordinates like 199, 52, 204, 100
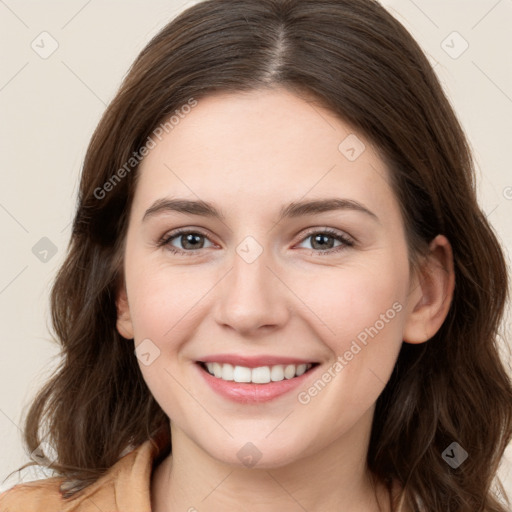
1, 0, 511, 502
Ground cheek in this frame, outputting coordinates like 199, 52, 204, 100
293, 260, 407, 353
290, 256, 408, 413
129, 264, 203, 424
290, 282, 403, 431
126, 255, 213, 341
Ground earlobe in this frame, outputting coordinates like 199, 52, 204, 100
116, 283, 134, 340
403, 234, 455, 344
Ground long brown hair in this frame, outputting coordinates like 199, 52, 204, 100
8, 0, 512, 510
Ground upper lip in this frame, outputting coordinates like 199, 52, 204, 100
197, 354, 318, 368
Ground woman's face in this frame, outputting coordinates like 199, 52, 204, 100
116, 87, 427, 468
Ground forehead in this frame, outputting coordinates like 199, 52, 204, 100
133, 88, 398, 223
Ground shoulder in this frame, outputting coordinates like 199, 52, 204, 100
0, 477, 65, 511
0, 438, 164, 512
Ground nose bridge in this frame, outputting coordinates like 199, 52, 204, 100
214, 239, 289, 334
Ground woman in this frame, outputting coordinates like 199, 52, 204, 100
1, 0, 511, 510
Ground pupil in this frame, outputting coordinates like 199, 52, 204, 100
313, 234, 333, 249
183, 233, 202, 249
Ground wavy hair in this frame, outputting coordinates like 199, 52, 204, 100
8, 0, 512, 510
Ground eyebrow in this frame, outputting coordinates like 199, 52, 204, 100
142, 197, 379, 223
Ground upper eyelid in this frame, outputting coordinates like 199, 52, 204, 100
162, 226, 354, 248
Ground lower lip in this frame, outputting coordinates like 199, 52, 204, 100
196, 363, 317, 403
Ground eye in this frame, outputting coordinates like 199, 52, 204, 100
158, 229, 215, 256
157, 227, 354, 257
296, 228, 354, 255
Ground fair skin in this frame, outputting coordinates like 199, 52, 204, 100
116, 87, 455, 512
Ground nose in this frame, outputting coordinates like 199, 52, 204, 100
213, 248, 291, 337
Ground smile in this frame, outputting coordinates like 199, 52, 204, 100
200, 362, 316, 384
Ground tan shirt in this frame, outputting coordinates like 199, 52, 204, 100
0, 440, 159, 512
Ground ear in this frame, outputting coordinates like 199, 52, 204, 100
116, 281, 134, 340
403, 234, 455, 344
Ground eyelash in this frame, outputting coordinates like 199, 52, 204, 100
157, 227, 354, 257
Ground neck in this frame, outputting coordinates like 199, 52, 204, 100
151, 407, 391, 512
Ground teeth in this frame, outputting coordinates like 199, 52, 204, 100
284, 364, 296, 379
221, 363, 234, 381
233, 365, 252, 383
212, 362, 222, 378
203, 362, 313, 383
251, 366, 271, 384
270, 365, 284, 381
296, 364, 307, 376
